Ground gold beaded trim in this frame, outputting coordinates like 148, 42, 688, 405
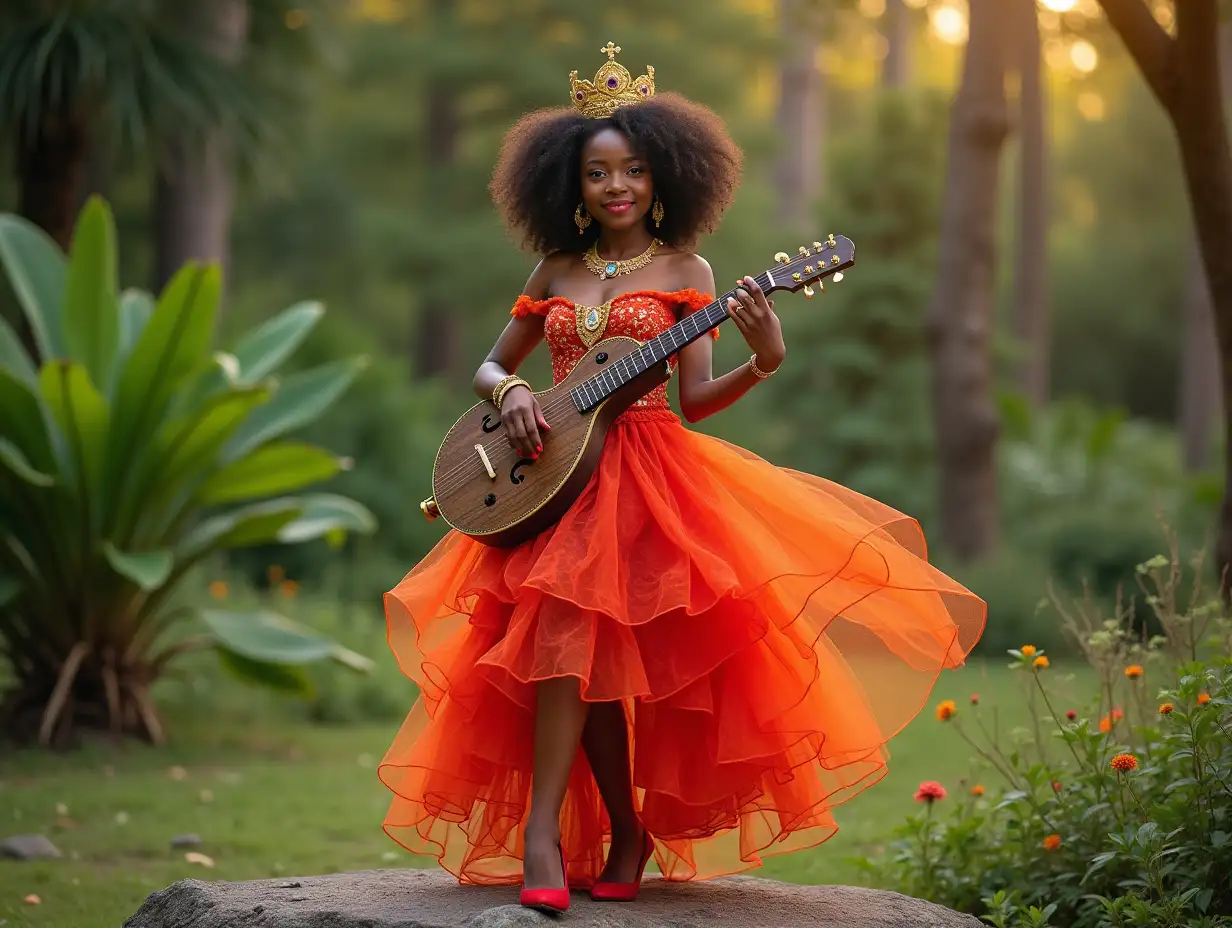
749, 354, 779, 380
493, 375, 531, 409
584, 238, 660, 280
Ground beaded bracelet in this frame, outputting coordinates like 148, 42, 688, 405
748, 354, 779, 380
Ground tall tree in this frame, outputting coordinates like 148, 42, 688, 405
775, 0, 825, 230
1096, 0, 1232, 586
153, 0, 250, 294
926, 0, 1012, 561
881, 0, 912, 88
1011, 0, 1050, 406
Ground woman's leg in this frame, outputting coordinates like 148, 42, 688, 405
523, 675, 590, 889
582, 700, 648, 882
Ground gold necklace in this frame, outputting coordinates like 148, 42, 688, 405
584, 238, 661, 280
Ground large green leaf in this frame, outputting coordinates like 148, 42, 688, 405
0, 368, 56, 475
102, 541, 173, 591
0, 315, 37, 388
230, 301, 324, 383
276, 493, 377, 544
0, 573, 19, 608
39, 361, 109, 503
217, 649, 315, 696
117, 289, 154, 368
108, 265, 220, 478
202, 608, 374, 671
0, 437, 54, 487
176, 498, 305, 560
0, 213, 67, 360
222, 357, 368, 462
62, 197, 119, 392
195, 441, 348, 505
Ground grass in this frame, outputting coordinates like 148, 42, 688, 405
0, 653, 1099, 928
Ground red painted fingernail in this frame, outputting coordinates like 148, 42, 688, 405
536, 445, 542, 453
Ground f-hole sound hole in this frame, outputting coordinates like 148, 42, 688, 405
481, 415, 501, 433
510, 459, 534, 484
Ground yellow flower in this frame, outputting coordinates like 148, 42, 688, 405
1197, 693, 1211, 706
208, 581, 228, 601
1033, 655, 1050, 670
935, 700, 957, 722
1020, 645, 1037, 657
1124, 664, 1144, 679
1159, 702, 1174, 715
1042, 834, 1062, 851
1110, 753, 1138, 773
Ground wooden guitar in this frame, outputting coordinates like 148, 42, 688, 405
420, 234, 857, 547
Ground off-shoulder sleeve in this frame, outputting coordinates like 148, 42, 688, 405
510, 295, 572, 318
674, 289, 720, 340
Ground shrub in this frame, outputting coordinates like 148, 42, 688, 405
0, 198, 377, 746
876, 543, 1232, 927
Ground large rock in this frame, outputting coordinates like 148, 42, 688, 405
124, 868, 982, 928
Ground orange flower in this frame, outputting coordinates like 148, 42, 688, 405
1197, 693, 1211, 706
267, 564, 286, 585
1042, 834, 1062, 851
971, 784, 985, 797
1021, 645, 1037, 657
208, 581, 228, 601
914, 781, 947, 803
970, 693, 980, 705
1051, 780, 1062, 793
935, 700, 957, 722
1110, 753, 1138, 773
1159, 702, 1174, 715
1124, 665, 1144, 679
1033, 655, 1050, 670
1099, 709, 1125, 733
280, 579, 299, 599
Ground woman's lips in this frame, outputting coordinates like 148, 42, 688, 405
603, 201, 633, 214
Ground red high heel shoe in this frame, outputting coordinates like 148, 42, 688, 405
590, 828, 655, 902
520, 844, 570, 914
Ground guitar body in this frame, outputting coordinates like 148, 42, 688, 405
429, 336, 671, 548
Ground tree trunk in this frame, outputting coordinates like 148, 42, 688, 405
881, 0, 911, 89
775, 0, 825, 230
1177, 20, 1232, 473
925, 0, 1011, 562
413, 63, 461, 380
152, 0, 250, 295
1011, 0, 1049, 406
12, 108, 89, 362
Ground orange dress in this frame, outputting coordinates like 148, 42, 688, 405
379, 288, 986, 887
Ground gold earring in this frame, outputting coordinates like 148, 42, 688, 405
574, 203, 591, 234
652, 196, 664, 229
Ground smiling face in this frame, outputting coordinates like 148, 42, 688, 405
579, 127, 654, 235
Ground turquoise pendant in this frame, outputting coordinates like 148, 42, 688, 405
605, 261, 618, 277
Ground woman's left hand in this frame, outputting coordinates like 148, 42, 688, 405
726, 276, 786, 373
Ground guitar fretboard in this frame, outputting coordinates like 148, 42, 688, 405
569, 271, 774, 413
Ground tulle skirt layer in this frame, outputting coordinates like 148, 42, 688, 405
379, 409, 985, 886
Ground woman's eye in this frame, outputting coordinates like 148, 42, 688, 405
629, 167, 643, 175
588, 171, 605, 179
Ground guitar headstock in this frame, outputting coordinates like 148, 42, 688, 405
764, 234, 856, 299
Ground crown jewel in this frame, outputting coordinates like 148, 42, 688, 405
569, 42, 655, 119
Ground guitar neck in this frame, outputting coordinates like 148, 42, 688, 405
569, 271, 774, 413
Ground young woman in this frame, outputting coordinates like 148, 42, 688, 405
379, 43, 986, 914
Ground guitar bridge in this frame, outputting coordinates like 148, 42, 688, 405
474, 444, 496, 480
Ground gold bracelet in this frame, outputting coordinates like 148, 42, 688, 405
493, 375, 531, 410
749, 353, 779, 380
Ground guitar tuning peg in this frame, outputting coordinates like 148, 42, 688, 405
798, 246, 810, 257
827, 233, 836, 247
818, 281, 825, 293
802, 285, 815, 299
812, 241, 823, 253
774, 251, 790, 264
833, 272, 844, 282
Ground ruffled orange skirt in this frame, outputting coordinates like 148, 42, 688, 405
379, 409, 985, 886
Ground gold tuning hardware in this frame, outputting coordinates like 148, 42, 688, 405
774, 251, 790, 264
802, 285, 815, 299
798, 246, 810, 257
792, 272, 802, 282
833, 272, 844, 282
813, 241, 824, 252
827, 233, 836, 247
830, 255, 840, 265
819, 281, 825, 293
420, 498, 440, 521
804, 265, 814, 274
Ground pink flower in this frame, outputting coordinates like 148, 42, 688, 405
914, 781, 948, 804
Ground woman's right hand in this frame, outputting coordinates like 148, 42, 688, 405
501, 386, 549, 459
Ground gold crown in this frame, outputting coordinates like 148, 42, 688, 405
569, 42, 655, 119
